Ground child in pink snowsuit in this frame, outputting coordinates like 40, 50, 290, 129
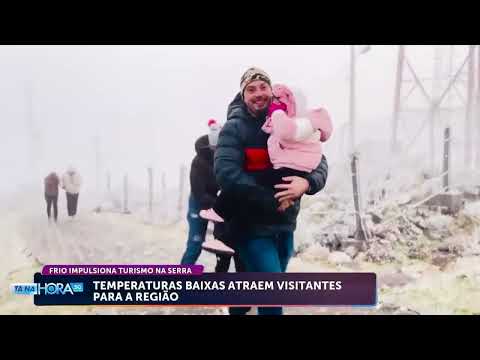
200, 83, 332, 224
262, 84, 332, 175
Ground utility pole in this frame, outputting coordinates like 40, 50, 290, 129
465, 45, 475, 169
123, 174, 129, 214
93, 136, 101, 197
147, 167, 153, 224
349, 45, 356, 155
477, 46, 480, 169
392, 45, 405, 154
350, 153, 369, 241
107, 172, 111, 193
25, 81, 42, 179
177, 165, 187, 221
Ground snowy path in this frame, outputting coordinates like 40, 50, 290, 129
0, 209, 221, 315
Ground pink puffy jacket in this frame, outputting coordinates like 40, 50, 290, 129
262, 84, 333, 172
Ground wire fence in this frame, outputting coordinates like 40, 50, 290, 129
94, 164, 189, 226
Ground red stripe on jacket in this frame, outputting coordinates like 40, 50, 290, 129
244, 148, 272, 171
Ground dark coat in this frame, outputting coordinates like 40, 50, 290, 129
190, 135, 219, 209
214, 93, 329, 237
44, 173, 60, 197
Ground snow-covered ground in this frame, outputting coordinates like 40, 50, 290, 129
0, 203, 220, 315
1, 181, 480, 315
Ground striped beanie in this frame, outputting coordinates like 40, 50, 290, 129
240, 67, 271, 98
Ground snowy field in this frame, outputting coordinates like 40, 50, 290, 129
1, 181, 480, 315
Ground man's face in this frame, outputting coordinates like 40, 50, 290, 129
243, 80, 272, 116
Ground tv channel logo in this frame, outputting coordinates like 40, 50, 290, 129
11, 282, 84, 295
10, 283, 38, 295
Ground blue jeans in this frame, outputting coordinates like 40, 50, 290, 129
238, 231, 294, 315
180, 196, 208, 265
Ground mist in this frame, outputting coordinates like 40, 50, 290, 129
0, 45, 472, 200
2, 45, 480, 315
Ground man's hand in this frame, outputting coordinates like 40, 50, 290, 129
274, 176, 309, 203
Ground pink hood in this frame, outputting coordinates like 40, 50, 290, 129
261, 84, 333, 172
262, 84, 297, 133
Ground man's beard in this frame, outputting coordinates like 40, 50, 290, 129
255, 107, 269, 119
247, 99, 271, 118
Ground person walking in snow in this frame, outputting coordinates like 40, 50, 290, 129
211, 67, 329, 315
180, 120, 235, 265
61, 166, 82, 219
179, 120, 250, 315
44, 171, 60, 223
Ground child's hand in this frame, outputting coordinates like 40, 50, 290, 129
277, 199, 294, 212
267, 100, 287, 118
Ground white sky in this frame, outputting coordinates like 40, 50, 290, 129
0, 45, 473, 195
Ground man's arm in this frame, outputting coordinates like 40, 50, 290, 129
305, 155, 329, 195
274, 155, 328, 203
214, 119, 258, 191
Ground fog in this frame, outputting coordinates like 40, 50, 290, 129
2, 45, 480, 315
0, 45, 472, 199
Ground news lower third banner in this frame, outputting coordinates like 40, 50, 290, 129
12, 265, 377, 306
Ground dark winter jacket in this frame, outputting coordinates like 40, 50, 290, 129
214, 93, 329, 237
190, 135, 219, 209
44, 172, 60, 196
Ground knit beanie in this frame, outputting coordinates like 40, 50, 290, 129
240, 67, 272, 98
207, 119, 221, 147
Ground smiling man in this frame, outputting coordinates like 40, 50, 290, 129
214, 67, 329, 316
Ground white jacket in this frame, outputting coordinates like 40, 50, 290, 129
62, 169, 82, 194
